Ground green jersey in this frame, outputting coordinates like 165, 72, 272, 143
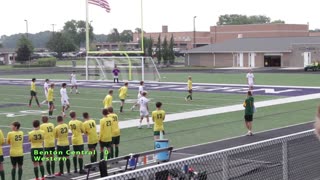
244, 96, 254, 115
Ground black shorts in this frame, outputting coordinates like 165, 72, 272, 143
100, 141, 111, 149
10, 156, 23, 166
31, 91, 37, 96
57, 145, 69, 157
188, 89, 192, 94
44, 147, 55, 156
49, 101, 54, 106
31, 148, 44, 162
0, 156, 3, 163
73, 145, 84, 152
154, 131, 165, 136
112, 136, 120, 145
244, 115, 253, 122
88, 143, 97, 149
120, 99, 125, 102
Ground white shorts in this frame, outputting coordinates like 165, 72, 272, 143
61, 99, 70, 106
71, 80, 77, 85
248, 82, 254, 87
140, 110, 149, 117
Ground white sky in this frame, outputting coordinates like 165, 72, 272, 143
0, 0, 319, 36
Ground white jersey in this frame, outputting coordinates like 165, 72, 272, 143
44, 82, 49, 97
246, 73, 254, 85
60, 88, 69, 101
70, 73, 77, 84
138, 85, 144, 99
139, 96, 149, 111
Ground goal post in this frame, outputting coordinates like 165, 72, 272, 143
85, 56, 161, 82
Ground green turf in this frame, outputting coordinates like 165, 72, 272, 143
1, 72, 320, 86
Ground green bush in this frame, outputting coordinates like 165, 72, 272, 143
13, 57, 57, 68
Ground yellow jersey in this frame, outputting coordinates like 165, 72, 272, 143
109, 113, 120, 137
31, 82, 36, 91
28, 129, 45, 149
103, 95, 113, 108
47, 88, 54, 101
118, 86, 128, 99
7, 131, 24, 157
0, 130, 5, 155
69, 120, 84, 145
152, 110, 166, 131
188, 80, 192, 90
40, 123, 55, 148
83, 119, 99, 144
55, 123, 69, 146
99, 117, 112, 142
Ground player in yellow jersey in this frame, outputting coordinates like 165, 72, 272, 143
0, 129, 5, 180
152, 102, 166, 140
103, 90, 113, 108
99, 109, 112, 160
54, 116, 71, 176
83, 112, 98, 164
185, 76, 193, 101
118, 82, 128, 113
69, 111, 86, 174
40, 116, 56, 178
47, 83, 55, 118
108, 107, 120, 158
29, 78, 41, 108
29, 120, 45, 180
7, 121, 24, 180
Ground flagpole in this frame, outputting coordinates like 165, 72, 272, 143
85, 0, 89, 80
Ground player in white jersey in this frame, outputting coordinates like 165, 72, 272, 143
138, 91, 150, 129
131, 81, 144, 111
60, 83, 70, 117
70, 71, 79, 94
41, 79, 50, 105
246, 69, 255, 90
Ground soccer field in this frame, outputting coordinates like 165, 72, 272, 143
0, 72, 319, 179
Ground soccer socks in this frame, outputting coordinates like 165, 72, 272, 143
51, 161, 55, 175
46, 161, 51, 175
190, 95, 193, 100
100, 151, 104, 160
11, 168, 15, 180
110, 146, 114, 159
18, 168, 22, 180
0, 170, 4, 180
40, 165, 45, 178
73, 157, 78, 172
120, 106, 123, 112
35, 98, 40, 106
66, 159, 71, 173
115, 147, 119, 157
48, 111, 53, 116
59, 160, 64, 173
29, 99, 32, 106
94, 151, 97, 162
79, 158, 84, 171
34, 167, 39, 178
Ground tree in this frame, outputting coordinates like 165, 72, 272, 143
119, 30, 133, 42
162, 36, 169, 65
62, 20, 94, 48
0, 43, 2, 48
147, 36, 153, 57
156, 35, 161, 64
168, 34, 175, 65
216, 14, 275, 25
46, 32, 77, 58
16, 35, 34, 63
271, 20, 285, 24
107, 28, 120, 42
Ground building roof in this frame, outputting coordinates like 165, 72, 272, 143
0, 48, 16, 53
186, 36, 320, 53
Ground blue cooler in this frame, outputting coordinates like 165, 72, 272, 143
154, 139, 169, 161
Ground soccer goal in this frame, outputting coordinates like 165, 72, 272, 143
85, 56, 161, 82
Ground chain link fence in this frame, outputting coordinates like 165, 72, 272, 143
96, 129, 320, 180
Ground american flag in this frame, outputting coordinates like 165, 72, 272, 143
88, 0, 111, 13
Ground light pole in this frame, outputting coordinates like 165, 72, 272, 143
24, 19, 28, 38
193, 16, 197, 48
51, 24, 55, 32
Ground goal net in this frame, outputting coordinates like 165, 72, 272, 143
85, 56, 161, 82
